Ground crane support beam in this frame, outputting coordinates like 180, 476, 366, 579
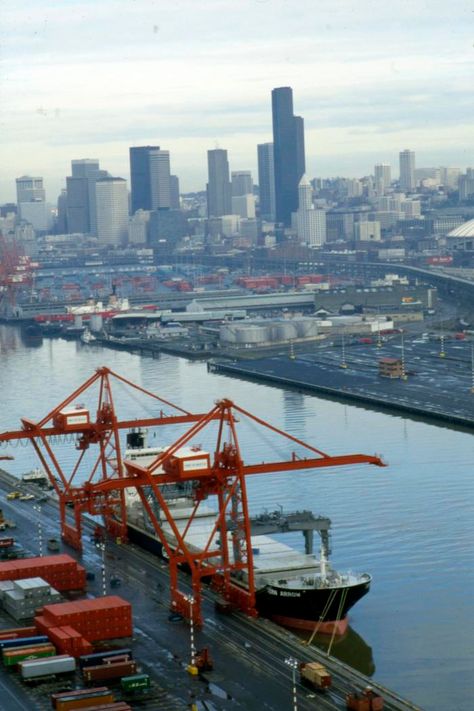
0, 413, 222, 442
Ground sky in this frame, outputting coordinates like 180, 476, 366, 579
0, 0, 473, 203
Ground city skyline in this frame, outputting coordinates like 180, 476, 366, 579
0, 1, 473, 202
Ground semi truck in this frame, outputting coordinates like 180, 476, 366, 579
299, 661, 332, 690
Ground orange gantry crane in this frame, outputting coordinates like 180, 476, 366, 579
0, 366, 385, 625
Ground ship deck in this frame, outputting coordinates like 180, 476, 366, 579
126, 495, 363, 585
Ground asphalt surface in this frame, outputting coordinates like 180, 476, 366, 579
0, 475, 421, 711
212, 335, 474, 429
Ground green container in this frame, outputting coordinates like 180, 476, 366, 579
3, 648, 56, 667
121, 673, 150, 692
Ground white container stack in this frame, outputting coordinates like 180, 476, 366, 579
2, 577, 62, 621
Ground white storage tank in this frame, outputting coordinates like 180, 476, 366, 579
235, 325, 268, 344
276, 321, 298, 341
74, 315, 83, 328
219, 324, 237, 343
295, 318, 318, 338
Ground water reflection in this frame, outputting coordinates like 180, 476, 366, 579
294, 625, 375, 677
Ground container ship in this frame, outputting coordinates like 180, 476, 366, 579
122, 433, 371, 634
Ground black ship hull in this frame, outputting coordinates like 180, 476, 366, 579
255, 578, 370, 631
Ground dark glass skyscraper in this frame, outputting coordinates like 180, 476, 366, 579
206, 149, 232, 217
129, 146, 171, 214
271, 87, 306, 225
257, 142, 275, 221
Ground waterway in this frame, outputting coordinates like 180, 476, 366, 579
0, 325, 472, 710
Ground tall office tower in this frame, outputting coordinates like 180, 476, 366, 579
16, 176, 45, 205
95, 177, 129, 246
374, 164, 391, 194
170, 175, 180, 209
56, 190, 68, 233
206, 149, 232, 217
295, 175, 326, 247
271, 87, 306, 225
149, 149, 170, 210
66, 159, 109, 234
129, 146, 171, 214
231, 171, 253, 197
257, 142, 276, 221
399, 150, 416, 192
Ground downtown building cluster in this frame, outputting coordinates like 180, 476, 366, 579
2, 87, 474, 264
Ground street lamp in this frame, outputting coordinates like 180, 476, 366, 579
185, 594, 198, 676
400, 330, 407, 380
340, 331, 347, 369
285, 657, 298, 711
33, 504, 42, 557
96, 542, 107, 596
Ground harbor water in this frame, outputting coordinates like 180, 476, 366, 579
0, 325, 472, 710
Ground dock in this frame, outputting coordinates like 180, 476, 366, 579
209, 336, 474, 430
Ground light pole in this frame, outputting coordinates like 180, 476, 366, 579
340, 331, 347, 369
471, 344, 474, 394
400, 330, 407, 380
440, 333, 445, 358
33, 504, 43, 557
96, 542, 107, 596
185, 594, 198, 675
285, 657, 298, 711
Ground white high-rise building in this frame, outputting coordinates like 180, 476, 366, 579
149, 149, 171, 210
401, 200, 421, 218
399, 150, 416, 192
16, 176, 45, 205
354, 221, 381, 242
374, 164, 391, 194
347, 179, 362, 198
18, 201, 54, 232
128, 210, 150, 245
295, 175, 326, 247
95, 177, 129, 246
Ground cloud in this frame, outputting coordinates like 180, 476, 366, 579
0, 0, 473, 200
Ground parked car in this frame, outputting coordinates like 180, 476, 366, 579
47, 538, 60, 552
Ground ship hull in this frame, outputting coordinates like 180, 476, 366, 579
256, 579, 370, 631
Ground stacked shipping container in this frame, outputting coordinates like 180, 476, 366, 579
0, 555, 86, 592
35, 596, 132, 657
1, 577, 62, 621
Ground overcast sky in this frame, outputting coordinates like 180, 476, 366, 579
0, 0, 473, 203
